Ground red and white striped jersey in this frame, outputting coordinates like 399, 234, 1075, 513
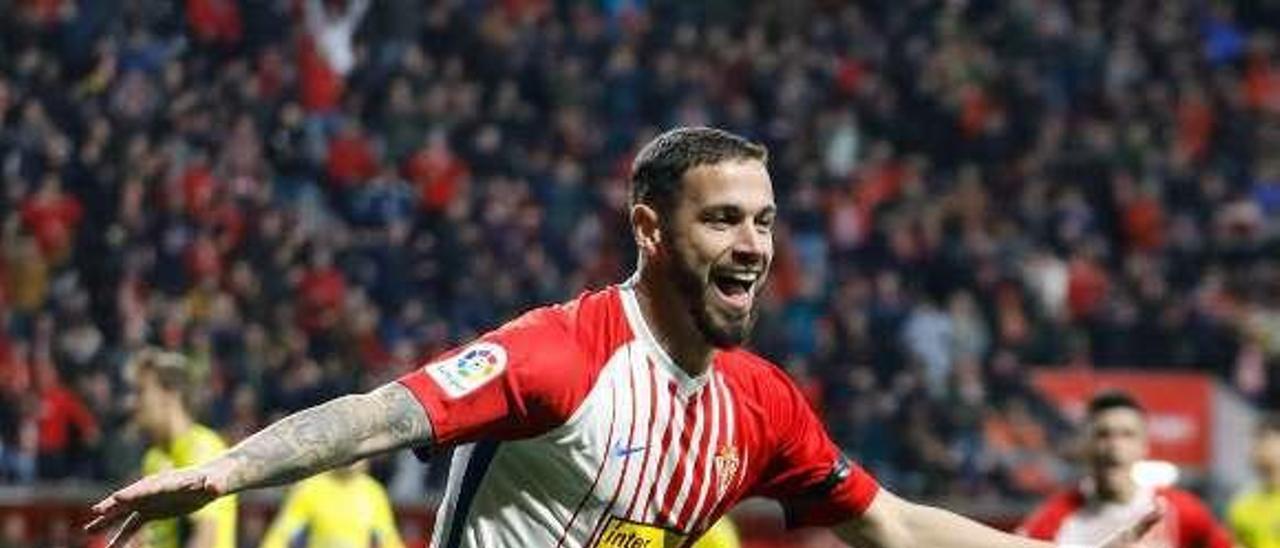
1018, 485, 1232, 548
397, 283, 879, 548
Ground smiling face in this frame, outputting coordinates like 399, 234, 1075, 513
654, 159, 775, 348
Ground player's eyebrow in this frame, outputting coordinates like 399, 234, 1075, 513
699, 202, 775, 215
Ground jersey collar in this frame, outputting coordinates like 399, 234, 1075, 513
618, 279, 713, 395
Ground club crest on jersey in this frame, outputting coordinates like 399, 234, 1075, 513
714, 444, 740, 496
426, 342, 507, 398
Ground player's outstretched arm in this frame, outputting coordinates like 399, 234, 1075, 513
834, 488, 1160, 548
84, 382, 432, 547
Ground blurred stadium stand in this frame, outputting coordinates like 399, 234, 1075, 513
1, 0, 1279, 545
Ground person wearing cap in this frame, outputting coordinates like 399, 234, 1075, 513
128, 348, 237, 548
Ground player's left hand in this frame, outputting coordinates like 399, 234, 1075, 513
84, 466, 222, 548
1096, 504, 1164, 548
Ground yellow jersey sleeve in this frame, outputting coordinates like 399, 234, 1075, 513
261, 480, 317, 548
692, 517, 742, 548
365, 477, 405, 548
177, 426, 238, 548
139, 425, 237, 548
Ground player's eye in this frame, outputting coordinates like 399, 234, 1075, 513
755, 214, 775, 232
701, 208, 742, 230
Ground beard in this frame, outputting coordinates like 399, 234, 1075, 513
666, 250, 757, 349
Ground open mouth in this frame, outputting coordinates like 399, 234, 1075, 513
711, 270, 759, 311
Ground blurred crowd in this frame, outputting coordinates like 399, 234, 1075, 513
1, 0, 1278, 507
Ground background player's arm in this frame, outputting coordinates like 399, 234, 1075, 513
259, 483, 312, 548
86, 383, 432, 547
184, 517, 218, 548
834, 488, 1159, 548
371, 484, 406, 548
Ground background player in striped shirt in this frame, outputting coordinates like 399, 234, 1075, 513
1020, 391, 1232, 548
87, 127, 1159, 548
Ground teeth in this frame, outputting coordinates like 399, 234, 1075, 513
723, 272, 758, 284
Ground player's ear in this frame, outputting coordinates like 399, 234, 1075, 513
631, 203, 661, 257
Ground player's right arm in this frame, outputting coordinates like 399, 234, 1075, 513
751, 365, 1159, 548
835, 488, 1159, 548
85, 382, 432, 548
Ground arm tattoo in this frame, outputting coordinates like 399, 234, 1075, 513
220, 383, 432, 493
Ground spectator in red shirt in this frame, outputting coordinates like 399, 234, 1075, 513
20, 174, 83, 265
180, 155, 219, 222
403, 132, 470, 213
326, 120, 378, 189
297, 36, 342, 113
32, 362, 99, 480
1066, 245, 1110, 323
296, 247, 347, 335
186, 0, 243, 47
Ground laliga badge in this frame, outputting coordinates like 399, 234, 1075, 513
426, 342, 508, 398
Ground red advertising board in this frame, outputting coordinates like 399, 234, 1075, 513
1031, 369, 1212, 467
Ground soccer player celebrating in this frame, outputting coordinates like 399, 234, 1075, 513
1227, 416, 1280, 548
126, 348, 237, 548
1020, 391, 1232, 548
88, 128, 1157, 548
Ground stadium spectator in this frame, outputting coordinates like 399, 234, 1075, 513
1228, 416, 1280, 548
1019, 391, 1232, 547
32, 360, 99, 480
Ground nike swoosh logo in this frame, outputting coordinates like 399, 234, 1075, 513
613, 443, 647, 458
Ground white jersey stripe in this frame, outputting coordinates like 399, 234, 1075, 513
623, 359, 660, 520
698, 375, 739, 531
685, 372, 722, 530
630, 363, 672, 522
428, 444, 473, 548
649, 380, 686, 525
609, 352, 650, 519
584, 364, 638, 546
554, 367, 620, 548
667, 388, 708, 527
638, 380, 674, 522
724, 375, 747, 496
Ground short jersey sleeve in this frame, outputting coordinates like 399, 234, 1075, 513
1165, 489, 1234, 548
1017, 491, 1082, 540
396, 306, 591, 448
750, 368, 880, 528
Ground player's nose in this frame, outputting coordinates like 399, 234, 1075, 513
730, 223, 769, 264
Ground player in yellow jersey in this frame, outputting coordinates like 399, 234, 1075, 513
130, 348, 237, 548
1231, 416, 1280, 548
692, 516, 742, 548
260, 459, 403, 548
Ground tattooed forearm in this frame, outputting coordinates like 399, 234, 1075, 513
214, 383, 432, 494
